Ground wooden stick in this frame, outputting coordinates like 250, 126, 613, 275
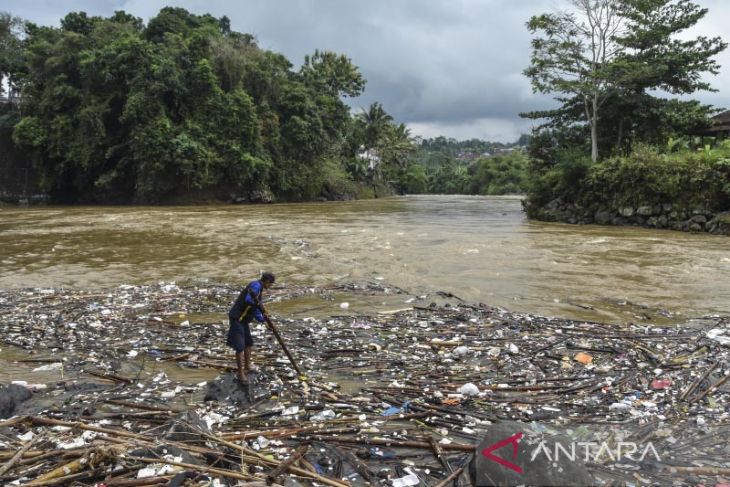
266, 444, 309, 485
429, 436, 453, 474
432, 464, 467, 487
0, 435, 41, 477
680, 362, 718, 401
106, 476, 175, 486
200, 431, 350, 487
265, 315, 304, 376
339, 447, 373, 483
663, 465, 730, 476
102, 399, 182, 413
30, 416, 144, 441
128, 456, 255, 482
689, 373, 730, 404
304, 435, 475, 452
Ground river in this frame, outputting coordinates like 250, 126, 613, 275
1, 195, 728, 324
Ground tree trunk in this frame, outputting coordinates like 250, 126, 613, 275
590, 96, 599, 162
617, 118, 624, 154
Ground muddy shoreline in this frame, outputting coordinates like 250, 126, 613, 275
1, 281, 729, 485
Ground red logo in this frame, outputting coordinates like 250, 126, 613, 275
481, 432, 524, 474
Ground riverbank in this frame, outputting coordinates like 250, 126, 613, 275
1, 281, 729, 485
527, 197, 730, 235
525, 144, 730, 236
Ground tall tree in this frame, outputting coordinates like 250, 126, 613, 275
523, 0, 726, 161
524, 0, 624, 162
0, 12, 25, 100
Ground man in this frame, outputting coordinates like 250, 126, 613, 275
227, 272, 275, 382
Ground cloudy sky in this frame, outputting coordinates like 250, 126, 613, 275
4, 0, 730, 141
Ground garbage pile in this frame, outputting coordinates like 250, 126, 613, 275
0, 281, 729, 486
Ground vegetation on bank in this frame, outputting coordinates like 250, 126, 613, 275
403, 138, 530, 195
521, 0, 729, 226
0, 9, 534, 204
0, 9, 419, 203
527, 141, 730, 215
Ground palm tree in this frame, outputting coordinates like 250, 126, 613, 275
357, 102, 393, 149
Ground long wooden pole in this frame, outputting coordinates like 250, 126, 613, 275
257, 300, 304, 376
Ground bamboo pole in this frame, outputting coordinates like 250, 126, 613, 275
0, 435, 41, 477
266, 444, 309, 485
432, 464, 467, 487
128, 456, 255, 482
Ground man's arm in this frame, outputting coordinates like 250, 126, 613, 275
245, 281, 267, 322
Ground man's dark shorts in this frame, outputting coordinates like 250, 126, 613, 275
227, 316, 254, 352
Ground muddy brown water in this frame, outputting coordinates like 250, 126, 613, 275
2, 195, 729, 386
1, 195, 728, 324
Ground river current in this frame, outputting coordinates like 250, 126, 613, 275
1, 195, 728, 324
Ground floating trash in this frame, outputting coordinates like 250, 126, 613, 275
0, 280, 728, 485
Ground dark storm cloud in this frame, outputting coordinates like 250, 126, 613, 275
4, 0, 730, 141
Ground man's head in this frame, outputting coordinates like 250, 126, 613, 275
261, 272, 276, 289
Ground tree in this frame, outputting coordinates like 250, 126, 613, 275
524, 0, 625, 162
0, 12, 25, 101
9, 7, 401, 203
301, 50, 365, 98
523, 0, 726, 161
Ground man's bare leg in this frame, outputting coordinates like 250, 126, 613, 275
235, 351, 246, 382
244, 345, 252, 374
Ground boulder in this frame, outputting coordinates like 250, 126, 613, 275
691, 214, 707, 224
689, 222, 703, 232
656, 215, 668, 229
0, 384, 32, 419
470, 421, 594, 487
619, 207, 635, 217
707, 212, 730, 235
594, 209, 612, 225
636, 206, 653, 217
204, 372, 273, 405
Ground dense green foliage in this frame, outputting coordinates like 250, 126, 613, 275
523, 0, 726, 162
407, 138, 530, 195
522, 0, 728, 219
525, 142, 730, 215
3, 8, 422, 203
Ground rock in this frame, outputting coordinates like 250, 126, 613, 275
249, 188, 275, 203
471, 421, 594, 487
619, 207, 635, 217
647, 216, 659, 228
662, 203, 672, 213
637, 206, 653, 217
689, 222, 703, 232
691, 214, 707, 224
0, 384, 33, 419
160, 411, 210, 443
204, 372, 273, 405
652, 204, 662, 216
594, 209, 612, 225
656, 215, 668, 229
708, 212, 730, 235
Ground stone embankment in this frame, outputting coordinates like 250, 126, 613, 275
531, 198, 730, 235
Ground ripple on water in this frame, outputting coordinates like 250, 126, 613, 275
1, 195, 728, 323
